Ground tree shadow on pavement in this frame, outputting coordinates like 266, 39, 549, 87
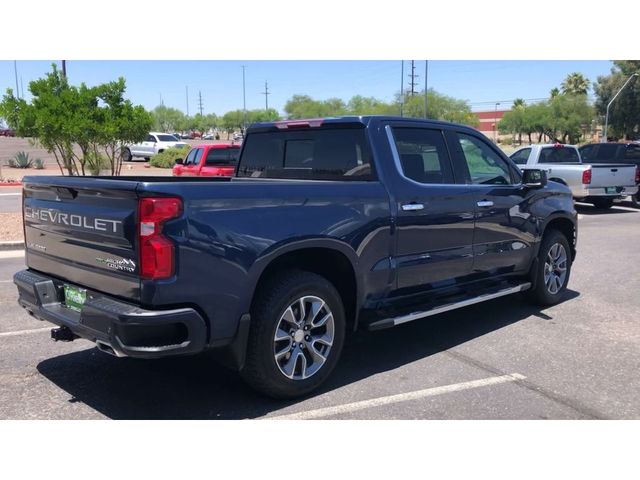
37, 290, 579, 420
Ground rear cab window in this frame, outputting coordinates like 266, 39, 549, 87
538, 146, 580, 163
237, 127, 374, 180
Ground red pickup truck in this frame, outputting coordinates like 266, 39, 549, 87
173, 143, 241, 177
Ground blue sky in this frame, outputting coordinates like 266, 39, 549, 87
0, 60, 614, 116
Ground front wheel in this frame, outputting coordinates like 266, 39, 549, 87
120, 147, 132, 162
592, 198, 614, 209
527, 230, 572, 306
241, 269, 346, 399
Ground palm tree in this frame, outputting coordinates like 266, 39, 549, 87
513, 98, 526, 109
561, 72, 590, 95
550, 87, 560, 98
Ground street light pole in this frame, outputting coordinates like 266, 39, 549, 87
602, 73, 638, 143
494, 102, 500, 143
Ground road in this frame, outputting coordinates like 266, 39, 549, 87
1, 203, 639, 419
0, 187, 21, 213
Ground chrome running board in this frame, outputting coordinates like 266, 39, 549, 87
368, 283, 531, 330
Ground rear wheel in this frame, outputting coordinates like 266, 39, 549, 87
592, 198, 614, 209
630, 193, 640, 208
241, 269, 346, 399
120, 147, 132, 162
527, 229, 572, 306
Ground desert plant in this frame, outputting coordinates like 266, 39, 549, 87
150, 146, 189, 168
8, 151, 34, 168
33, 158, 45, 169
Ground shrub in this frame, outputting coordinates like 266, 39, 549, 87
33, 158, 45, 169
150, 147, 189, 168
85, 151, 110, 175
8, 151, 34, 168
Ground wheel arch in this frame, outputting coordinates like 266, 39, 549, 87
245, 240, 362, 331
541, 214, 577, 261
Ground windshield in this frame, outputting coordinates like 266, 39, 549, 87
157, 134, 180, 142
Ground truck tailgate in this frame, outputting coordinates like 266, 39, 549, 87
22, 176, 141, 302
589, 164, 637, 188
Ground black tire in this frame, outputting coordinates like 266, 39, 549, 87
527, 229, 572, 306
630, 193, 640, 208
121, 148, 132, 162
144, 157, 151, 162
592, 198, 614, 209
241, 269, 346, 399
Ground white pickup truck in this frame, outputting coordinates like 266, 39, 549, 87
121, 132, 189, 161
510, 144, 639, 209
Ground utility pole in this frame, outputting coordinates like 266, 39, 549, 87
13, 61, 19, 98
408, 60, 419, 97
61, 60, 67, 80
198, 91, 204, 116
186, 86, 189, 116
160, 93, 164, 106
242, 65, 247, 131
424, 60, 429, 119
261, 81, 270, 111
399, 60, 404, 117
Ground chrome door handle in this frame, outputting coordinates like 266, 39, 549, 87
402, 203, 425, 211
477, 200, 494, 208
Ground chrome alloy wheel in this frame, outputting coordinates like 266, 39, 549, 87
273, 295, 335, 381
544, 243, 568, 294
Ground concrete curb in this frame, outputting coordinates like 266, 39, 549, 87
0, 182, 22, 186
0, 241, 24, 251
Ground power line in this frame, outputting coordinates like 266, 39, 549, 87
261, 81, 270, 111
185, 86, 189, 116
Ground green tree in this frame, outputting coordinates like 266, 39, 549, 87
550, 87, 560, 98
594, 60, 640, 140
219, 110, 244, 138
151, 105, 186, 132
561, 72, 590, 96
400, 89, 478, 126
548, 94, 594, 143
0, 64, 150, 175
346, 95, 396, 115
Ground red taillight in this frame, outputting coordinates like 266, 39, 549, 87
582, 168, 592, 185
138, 197, 182, 279
635, 166, 640, 184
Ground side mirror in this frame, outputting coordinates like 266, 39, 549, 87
175, 158, 183, 165
522, 168, 547, 188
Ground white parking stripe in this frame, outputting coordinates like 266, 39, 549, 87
269, 373, 526, 420
0, 193, 21, 196
0, 327, 51, 338
0, 250, 24, 259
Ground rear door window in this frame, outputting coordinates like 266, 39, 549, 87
205, 147, 240, 166
510, 148, 531, 165
539, 146, 580, 163
391, 127, 454, 184
238, 128, 374, 180
594, 144, 622, 161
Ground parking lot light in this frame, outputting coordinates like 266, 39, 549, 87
603, 73, 638, 143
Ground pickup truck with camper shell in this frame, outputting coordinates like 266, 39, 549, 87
509, 143, 639, 209
15, 116, 577, 398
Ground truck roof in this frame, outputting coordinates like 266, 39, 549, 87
247, 115, 480, 132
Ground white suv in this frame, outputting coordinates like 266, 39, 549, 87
121, 132, 188, 161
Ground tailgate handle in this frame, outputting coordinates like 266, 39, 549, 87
611, 168, 618, 172
54, 187, 78, 200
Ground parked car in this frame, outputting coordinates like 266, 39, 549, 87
578, 142, 640, 207
510, 143, 638, 209
173, 143, 240, 177
202, 133, 215, 140
121, 132, 188, 161
233, 132, 244, 141
15, 116, 577, 398
0, 127, 16, 137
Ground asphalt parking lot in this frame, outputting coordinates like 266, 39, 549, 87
0, 202, 639, 420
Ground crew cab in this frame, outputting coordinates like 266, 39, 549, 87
15, 116, 578, 398
578, 142, 640, 207
510, 143, 639, 209
172, 143, 240, 177
121, 132, 188, 161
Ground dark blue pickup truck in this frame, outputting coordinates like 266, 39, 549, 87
14, 116, 577, 398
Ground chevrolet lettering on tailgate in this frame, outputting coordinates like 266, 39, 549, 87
24, 207, 122, 234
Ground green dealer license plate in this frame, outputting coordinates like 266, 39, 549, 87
605, 187, 617, 194
64, 285, 86, 312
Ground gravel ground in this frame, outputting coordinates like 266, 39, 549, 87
0, 213, 23, 241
